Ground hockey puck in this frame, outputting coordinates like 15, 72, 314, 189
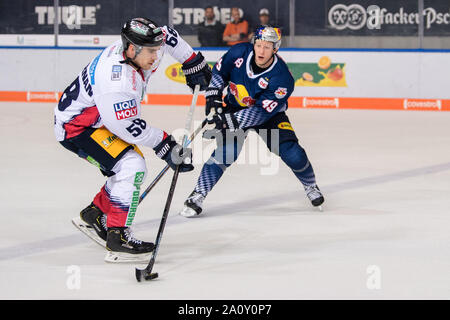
145, 272, 159, 281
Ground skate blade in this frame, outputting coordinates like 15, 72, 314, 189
179, 206, 198, 218
104, 251, 152, 263
72, 217, 106, 248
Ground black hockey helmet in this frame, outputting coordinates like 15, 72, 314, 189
121, 17, 164, 51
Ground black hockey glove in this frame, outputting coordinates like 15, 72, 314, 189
182, 52, 212, 91
153, 135, 194, 172
207, 113, 239, 132
205, 87, 223, 116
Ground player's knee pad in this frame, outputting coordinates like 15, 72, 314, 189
111, 149, 147, 183
279, 140, 309, 170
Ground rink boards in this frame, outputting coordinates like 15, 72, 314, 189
0, 46, 449, 111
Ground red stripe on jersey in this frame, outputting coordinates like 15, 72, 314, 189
183, 53, 196, 64
138, 69, 145, 80
64, 106, 100, 139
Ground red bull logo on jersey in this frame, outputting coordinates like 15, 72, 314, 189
114, 99, 138, 120
229, 82, 256, 107
275, 87, 287, 99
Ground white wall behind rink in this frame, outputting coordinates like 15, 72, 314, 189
0, 46, 449, 99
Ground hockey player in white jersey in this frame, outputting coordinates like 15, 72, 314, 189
54, 17, 212, 262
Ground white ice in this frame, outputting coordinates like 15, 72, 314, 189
0, 102, 449, 299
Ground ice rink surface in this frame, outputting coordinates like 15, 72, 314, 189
0, 102, 449, 300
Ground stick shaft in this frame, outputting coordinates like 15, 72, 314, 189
183, 85, 199, 146
144, 164, 181, 273
138, 119, 207, 204
140, 85, 199, 274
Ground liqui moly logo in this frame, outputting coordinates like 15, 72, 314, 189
114, 99, 138, 120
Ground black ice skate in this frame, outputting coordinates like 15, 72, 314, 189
72, 203, 108, 247
179, 190, 205, 218
105, 227, 155, 263
305, 185, 325, 210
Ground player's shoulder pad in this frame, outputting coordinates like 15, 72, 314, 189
275, 54, 294, 80
89, 48, 124, 93
264, 57, 295, 99
271, 55, 295, 89
94, 61, 134, 96
161, 25, 171, 35
161, 25, 177, 33
228, 42, 253, 57
219, 42, 253, 69
161, 25, 180, 43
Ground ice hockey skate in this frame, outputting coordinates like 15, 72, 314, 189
305, 184, 325, 211
72, 203, 108, 247
104, 227, 155, 263
179, 190, 205, 218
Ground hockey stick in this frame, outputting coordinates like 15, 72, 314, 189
138, 85, 214, 204
138, 118, 208, 204
135, 84, 199, 281
182, 84, 199, 146
135, 111, 217, 280
138, 84, 199, 204
135, 163, 181, 281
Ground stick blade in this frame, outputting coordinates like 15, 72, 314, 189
135, 268, 159, 282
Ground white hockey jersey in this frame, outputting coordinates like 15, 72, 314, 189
54, 26, 194, 149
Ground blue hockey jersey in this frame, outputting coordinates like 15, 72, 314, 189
210, 42, 294, 129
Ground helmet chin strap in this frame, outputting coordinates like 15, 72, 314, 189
120, 45, 143, 71
120, 56, 142, 71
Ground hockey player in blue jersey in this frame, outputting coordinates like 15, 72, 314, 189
179, 26, 324, 217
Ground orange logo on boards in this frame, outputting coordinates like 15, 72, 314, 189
403, 99, 441, 110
